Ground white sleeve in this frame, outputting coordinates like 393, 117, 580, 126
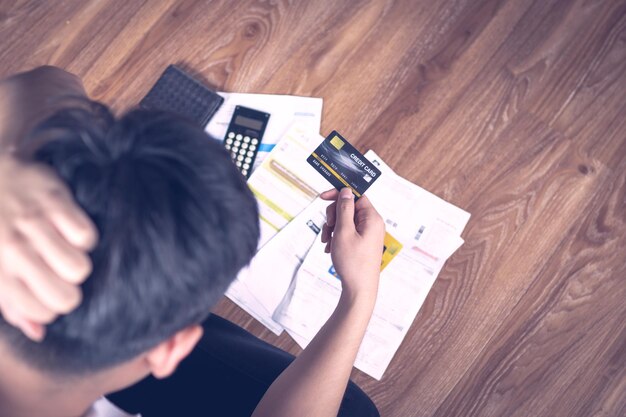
84, 398, 140, 417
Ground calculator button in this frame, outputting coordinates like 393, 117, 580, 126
228, 132, 235, 138
231, 146, 238, 152
243, 136, 250, 143
225, 144, 231, 150
239, 148, 246, 155
249, 144, 256, 151
242, 169, 248, 176
241, 143, 248, 149
235, 161, 241, 167
251, 138, 258, 145
244, 157, 252, 163
237, 155, 244, 161
236, 134, 242, 140
247, 150, 254, 157
231, 152, 237, 159
225, 138, 233, 144
243, 163, 250, 169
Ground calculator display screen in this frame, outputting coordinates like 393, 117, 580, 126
234, 115, 263, 131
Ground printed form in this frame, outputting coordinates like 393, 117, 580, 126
223, 124, 330, 333
221, 126, 471, 379
246, 149, 469, 379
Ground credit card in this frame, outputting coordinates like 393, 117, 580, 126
307, 131, 381, 198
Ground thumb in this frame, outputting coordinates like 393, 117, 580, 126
334, 188, 356, 234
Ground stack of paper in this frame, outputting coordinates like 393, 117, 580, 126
204, 92, 469, 379
224, 124, 329, 333
221, 119, 470, 380
273, 151, 469, 379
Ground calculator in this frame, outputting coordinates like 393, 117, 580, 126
224, 106, 270, 178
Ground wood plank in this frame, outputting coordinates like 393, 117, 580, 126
0, 0, 624, 415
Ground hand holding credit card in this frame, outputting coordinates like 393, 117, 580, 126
307, 131, 381, 198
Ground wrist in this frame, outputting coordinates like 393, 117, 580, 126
338, 281, 378, 315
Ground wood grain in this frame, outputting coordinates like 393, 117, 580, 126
1, 0, 624, 415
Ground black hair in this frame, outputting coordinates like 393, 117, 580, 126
0, 99, 259, 373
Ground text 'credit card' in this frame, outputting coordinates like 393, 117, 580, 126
307, 131, 381, 198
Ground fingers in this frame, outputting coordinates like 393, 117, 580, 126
4, 235, 83, 314
44, 189, 98, 251
0, 276, 57, 324
21, 163, 97, 251
355, 194, 375, 209
334, 188, 356, 235
353, 195, 386, 238
15, 215, 93, 284
320, 189, 339, 201
325, 201, 337, 228
18, 320, 46, 342
0, 306, 46, 342
321, 223, 332, 244
0, 270, 56, 342
0, 158, 93, 341
322, 188, 372, 250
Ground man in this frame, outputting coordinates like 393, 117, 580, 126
0, 67, 385, 417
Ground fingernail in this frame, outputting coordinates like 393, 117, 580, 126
340, 188, 353, 199
20, 322, 44, 342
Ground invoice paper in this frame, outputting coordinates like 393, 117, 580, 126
272, 151, 470, 379
235, 199, 328, 333
223, 124, 331, 333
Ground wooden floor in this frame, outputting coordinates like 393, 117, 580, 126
1, 0, 625, 415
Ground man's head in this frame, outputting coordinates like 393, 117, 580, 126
0, 99, 259, 384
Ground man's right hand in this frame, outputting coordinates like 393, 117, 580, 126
320, 187, 385, 306
253, 188, 385, 417
0, 155, 97, 341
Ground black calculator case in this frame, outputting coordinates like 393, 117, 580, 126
140, 65, 223, 127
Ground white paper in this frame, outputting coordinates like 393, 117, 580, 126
223, 124, 330, 333
205, 93, 323, 171
244, 123, 331, 248
233, 198, 327, 332
273, 151, 470, 379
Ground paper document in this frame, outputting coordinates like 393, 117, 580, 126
233, 199, 328, 332
220, 121, 471, 379
272, 151, 470, 379
205, 93, 323, 171
243, 123, 330, 247
223, 124, 331, 333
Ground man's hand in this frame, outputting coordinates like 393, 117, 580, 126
253, 189, 385, 417
320, 187, 385, 304
0, 155, 97, 341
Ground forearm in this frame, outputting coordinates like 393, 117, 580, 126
252, 288, 376, 417
0, 66, 86, 154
